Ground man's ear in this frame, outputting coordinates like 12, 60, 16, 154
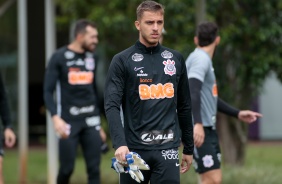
135, 20, 140, 31
76, 33, 84, 42
194, 36, 198, 45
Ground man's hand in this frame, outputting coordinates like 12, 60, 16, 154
52, 115, 71, 139
180, 154, 193, 174
115, 146, 130, 163
111, 152, 150, 183
99, 128, 107, 142
238, 110, 262, 123
194, 123, 205, 147
4, 128, 16, 148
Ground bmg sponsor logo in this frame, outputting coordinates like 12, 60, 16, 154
139, 83, 174, 100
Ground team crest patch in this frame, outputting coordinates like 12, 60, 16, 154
85, 57, 95, 70
163, 59, 176, 76
64, 51, 75, 59
132, 53, 144, 62
161, 50, 173, 59
202, 155, 214, 168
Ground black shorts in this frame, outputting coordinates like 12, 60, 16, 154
120, 148, 180, 184
193, 127, 221, 174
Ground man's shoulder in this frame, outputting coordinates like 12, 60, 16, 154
53, 46, 68, 55
190, 48, 209, 59
187, 48, 210, 64
113, 45, 136, 61
161, 46, 183, 58
50, 46, 68, 59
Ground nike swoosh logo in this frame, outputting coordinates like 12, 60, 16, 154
176, 163, 180, 167
134, 67, 144, 71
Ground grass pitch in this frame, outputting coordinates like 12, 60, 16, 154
3, 141, 282, 184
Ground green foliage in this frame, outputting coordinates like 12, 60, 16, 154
0, 1, 17, 53
54, 0, 282, 105
206, 0, 282, 106
55, 0, 196, 61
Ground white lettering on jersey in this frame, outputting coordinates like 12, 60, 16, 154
69, 105, 95, 116
66, 59, 85, 66
136, 70, 148, 77
161, 149, 179, 160
86, 115, 101, 127
140, 130, 174, 144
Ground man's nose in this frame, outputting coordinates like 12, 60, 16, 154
152, 23, 159, 30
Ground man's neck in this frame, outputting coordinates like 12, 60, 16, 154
68, 41, 84, 53
198, 45, 216, 59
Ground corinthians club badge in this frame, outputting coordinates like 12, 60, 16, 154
85, 57, 95, 70
163, 59, 176, 76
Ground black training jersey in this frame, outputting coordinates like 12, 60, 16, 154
44, 46, 100, 121
104, 41, 193, 155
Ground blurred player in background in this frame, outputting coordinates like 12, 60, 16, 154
185, 21, 262, 184
44, 19, 107, 184
0, 72, 16, 184
159, 28, 166, 44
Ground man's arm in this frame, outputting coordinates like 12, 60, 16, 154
43, 53, 60, 117
43, 53, 70, 138
217, 98, 240, 118
104, 54, 127, 150
0, 73, 12, 129
0, 73, 16, 147
188, 78, 203, 124
177, 57, 194, 173
217, 98, 262, 123
177, 57, 194, 155
188, 78, 205, 148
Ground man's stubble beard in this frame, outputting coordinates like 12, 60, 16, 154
141, 33, 158, 46
82, 42, 96, 53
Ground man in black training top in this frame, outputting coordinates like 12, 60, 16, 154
104, 1, 194, 183
44, 19, 107, 184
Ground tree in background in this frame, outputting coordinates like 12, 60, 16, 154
207, 0, 282, 165
55, 0, 282, 165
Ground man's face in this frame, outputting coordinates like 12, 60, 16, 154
135, 11, 164, 47
81, 25, 99, 52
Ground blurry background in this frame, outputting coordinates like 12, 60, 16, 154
0, 0, 282, 183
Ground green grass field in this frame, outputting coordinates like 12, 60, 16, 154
3, 142, 282, 184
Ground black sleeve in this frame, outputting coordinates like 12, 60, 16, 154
217, 98, 239, 118
177, 56, 194, 155
43, 53, 60, 116
93, 55, 102, 115
0, 73, 12, 129
188, 78, 203, 124
104, 54, 127, 150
